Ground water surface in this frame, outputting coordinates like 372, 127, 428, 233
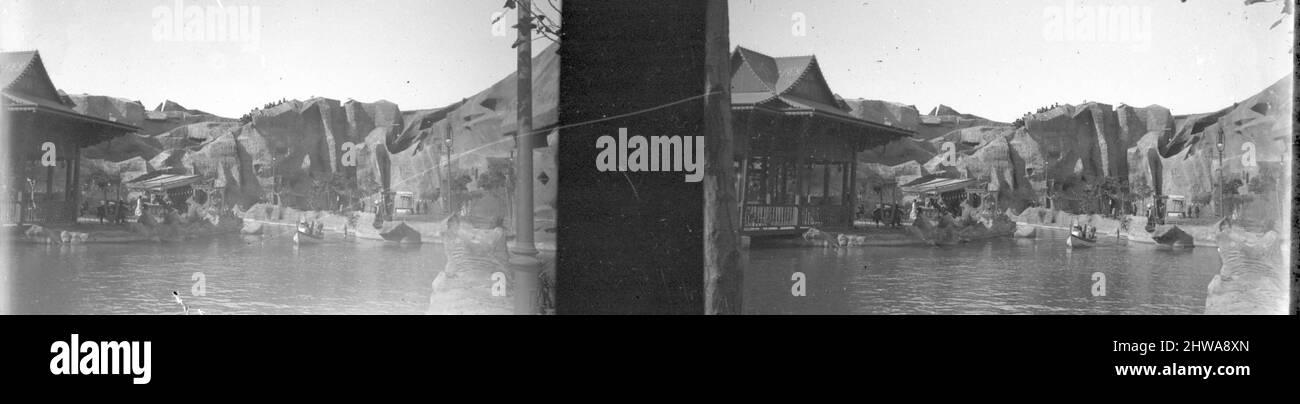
743, 228, 1219, 315
6, 225, 441, 315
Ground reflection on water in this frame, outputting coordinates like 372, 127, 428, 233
6, 225, 441, 315
743, 227, 1220, 315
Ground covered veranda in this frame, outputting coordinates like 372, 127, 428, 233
2, 51, 139, 225
730, 46, 913, 235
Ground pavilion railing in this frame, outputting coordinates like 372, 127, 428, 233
800, 204, 850, 228
1, 201, 22, 225
742, 204, 851, 231
12, 200, 78, 225
742, 205, 798, 230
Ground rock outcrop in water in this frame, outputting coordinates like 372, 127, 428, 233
377, 221, 422, 243
1204, 221, 1288, 315
13, 207, 242, 244
427, 215, 512, 315
906, 211, 1016, 246
1149, 225, 1195, 247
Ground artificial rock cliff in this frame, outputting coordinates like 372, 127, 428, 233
69, 44, 561, 225
850, 75, 1291, 220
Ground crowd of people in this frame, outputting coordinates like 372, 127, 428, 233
857, 195, 974, 229
81, 199, 129, 224
859, 203, 904, 227
79, 192, 193, 225
1012, 103, 1064, 127
297, 216, 326, 237
1072, 222, 1098, 241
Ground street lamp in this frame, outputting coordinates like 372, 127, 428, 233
1217, 138, 1225, 219
510, 0, 542, 315
444, 133, 453, 215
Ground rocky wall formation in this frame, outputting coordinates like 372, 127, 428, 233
853, 75, 1291, 221
68, 45, 561, 223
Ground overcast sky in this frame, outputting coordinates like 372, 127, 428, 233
1, 0, 558, 117
1, 1, 1292, 122
730, 0, 1295, 121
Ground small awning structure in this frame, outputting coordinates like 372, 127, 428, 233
902, 177, 980, 195
126, 173, 204, 191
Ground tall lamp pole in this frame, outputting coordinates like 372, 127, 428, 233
444, 132, 453, 215
510, 0, 542, 314
1217, 137, 1225, 219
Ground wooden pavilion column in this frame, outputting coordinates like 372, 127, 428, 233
62, 153, 71, 201
72, 144, 82, 208
45, 139, 54, 202
736, 112, 752, 210
821, 159, 830, 202
64, 137, 77, 202
794, 116, 811, 228
847, 130, 858, 224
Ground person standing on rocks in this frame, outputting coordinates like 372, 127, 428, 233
116, 200, 127, 224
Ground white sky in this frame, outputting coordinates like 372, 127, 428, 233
730, 0, 1295, 121
1, 0, 559, 117
2, 1, 1292, 122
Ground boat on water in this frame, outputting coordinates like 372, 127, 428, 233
293, 224, 325, 245
1014, 225, 1037, 238
1067, 223, 1097, 248
378, 221, 423, 244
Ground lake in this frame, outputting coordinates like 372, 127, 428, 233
743, 227, 1220, 315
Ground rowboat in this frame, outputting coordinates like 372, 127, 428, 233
1066, 228, 1096, 248
1013, 225, 1037, 238
293, 225, 325, 245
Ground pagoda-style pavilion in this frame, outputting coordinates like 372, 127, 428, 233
731, 46, 913, 235
2, 51, 139, 225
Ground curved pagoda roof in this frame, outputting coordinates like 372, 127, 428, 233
2, 50, 140, 143
730, 46, 913, 141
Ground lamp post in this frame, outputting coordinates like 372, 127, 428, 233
510, 0, 542, 315
1217, 138, 1225, 219
444, 132, 453, 215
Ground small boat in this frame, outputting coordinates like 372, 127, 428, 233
378, 221, 422, 244
1014, 225, 1037, 238
1066, 225, 1097, 249
293, 225, 325, 245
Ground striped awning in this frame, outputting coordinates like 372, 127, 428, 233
126, 173, 204, 191
901, 177, 980, 195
